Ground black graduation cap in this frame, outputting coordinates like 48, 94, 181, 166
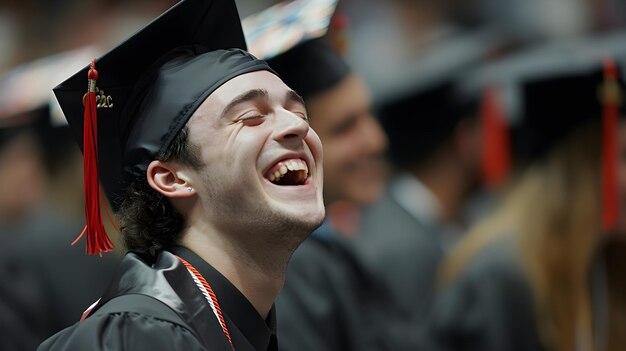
517, 63, 623, 159
467, 39, 626, 161
378, 80, 459, 169
518, 59, 625, 232
265, 38, 350, 100
54, 0, 274, 254
470, 38, 625, 230
376, 30, 501, 169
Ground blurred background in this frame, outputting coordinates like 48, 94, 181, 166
1, 0, 626, 350
1, 0, 626, 82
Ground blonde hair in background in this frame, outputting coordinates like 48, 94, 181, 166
438, 122, 625, 351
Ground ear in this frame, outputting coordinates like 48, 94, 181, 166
146, 160, 195, 199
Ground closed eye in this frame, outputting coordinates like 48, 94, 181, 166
238, 114, 265, 126
285, 90, 308, 123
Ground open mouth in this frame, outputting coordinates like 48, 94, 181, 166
265, 158, 309, 186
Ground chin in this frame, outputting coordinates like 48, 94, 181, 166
283, 203, 326, 231
259, 204, 325, 252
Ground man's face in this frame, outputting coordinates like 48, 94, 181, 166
307, 74, 387, 206
183, 70, 325, 239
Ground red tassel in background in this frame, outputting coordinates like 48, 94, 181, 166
480, 86, 511, 190
600, 59, 620, 233
72, 59, 113, 255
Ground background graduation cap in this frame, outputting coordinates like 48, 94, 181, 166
462, 37, 625, 232
0, 47, 102, 171
374, 30, 502, 171
54, 0, 274, 255
243, 0, 348, 100
0, 47, 100, 125
242, 0, 338, 61
456, 39, 603, 188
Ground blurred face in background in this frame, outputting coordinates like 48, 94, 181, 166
307, 74, 388, 206
0, 131, 45, 225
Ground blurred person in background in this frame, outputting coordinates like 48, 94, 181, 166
0, 121, 44, 228
15, 105, 120, 336
0, 0, 176, 75
0, 51, 120, 350
243, 2, 394, 350
271, 37, 390, 350
352, 31, 500, 332
423, 39, 626, 351
0, 112, 47, 351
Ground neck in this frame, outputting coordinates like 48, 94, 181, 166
411, 157, 470, 224
180, 223, 291, 319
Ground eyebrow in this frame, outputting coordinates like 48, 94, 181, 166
286, 90, 305, 106
219, 89, 269, 119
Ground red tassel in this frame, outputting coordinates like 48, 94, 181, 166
480, 86, 511, 189
72, 59, 113, 255
329, 13, 349, 56
600, 59, 620, 233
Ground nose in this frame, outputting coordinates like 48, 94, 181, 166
273, 109, 310, 144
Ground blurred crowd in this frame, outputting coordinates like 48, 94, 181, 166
1, 0, 626, 350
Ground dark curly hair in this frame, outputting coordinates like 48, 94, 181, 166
116, 126, 202, 253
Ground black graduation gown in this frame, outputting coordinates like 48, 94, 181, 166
276, 224, 418, 351
420, 237, 544, 351
354, 186, 445, 326
13, 207, 119, 336
38, 246, 278, 351
0, 233, 48, 351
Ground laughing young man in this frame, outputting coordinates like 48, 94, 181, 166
38, 1, 324, 350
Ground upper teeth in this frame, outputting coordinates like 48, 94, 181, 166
269, 159, 308, 182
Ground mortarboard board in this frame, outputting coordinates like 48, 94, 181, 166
243, 0, 348, 100
464, 39, 625, 162
54, 0, 275, 254
456, 39, 600, 187
516, 62, 624, 159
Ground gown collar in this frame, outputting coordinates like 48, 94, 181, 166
170, 246, 277, 351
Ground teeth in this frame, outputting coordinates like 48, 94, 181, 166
267, 159, 309, 184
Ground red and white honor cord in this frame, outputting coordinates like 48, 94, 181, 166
176, 255, 236, 351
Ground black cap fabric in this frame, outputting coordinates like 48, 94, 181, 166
517, 62, 624, 160
463, 39, 626, 162
378, 80, 459, 168
54, 0, 274, 209
0, 122, 35, 150
266, 38, 350, 100
377, 30, 500, 168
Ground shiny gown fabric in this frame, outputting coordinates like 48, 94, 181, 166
38, 247, 278, 351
